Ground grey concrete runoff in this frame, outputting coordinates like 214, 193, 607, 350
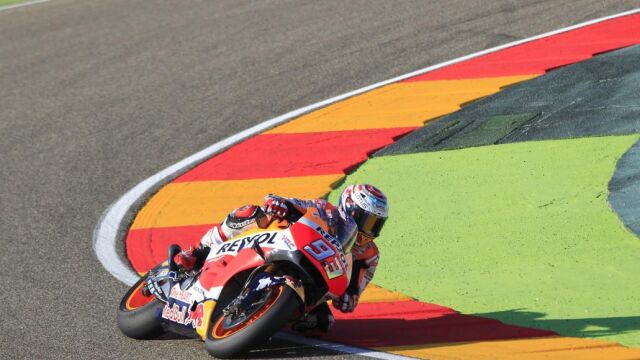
1, 1, 639, 359
378, 45, 640, 156
609, 139, 640, 237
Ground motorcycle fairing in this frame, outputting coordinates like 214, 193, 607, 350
148, 268, 217, 338
209, 229, 296, 258
288, 215, 352, 298
145, 209, 354, 341
196, 226, 302, 292
158, 285, 217, 340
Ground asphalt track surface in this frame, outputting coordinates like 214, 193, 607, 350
2, 1, 639, 359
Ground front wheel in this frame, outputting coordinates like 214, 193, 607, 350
117, 275, 165, 339
205, 285, 301, 358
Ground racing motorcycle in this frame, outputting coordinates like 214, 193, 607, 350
117, 207, 353, 358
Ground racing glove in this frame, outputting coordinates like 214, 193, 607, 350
332, 292, 359, 313
263, 194, 288, 219
174, 249, 197, 271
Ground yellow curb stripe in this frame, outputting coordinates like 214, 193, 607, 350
376, 336, 640, 360
131, 174, 343, 229
359, 284, 414, 303
266, 75, 536, 134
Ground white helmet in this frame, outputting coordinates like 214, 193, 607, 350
338, 184, 389, 243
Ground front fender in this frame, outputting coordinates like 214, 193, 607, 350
247, 272, 305, 305
265, 250, 328, 304
197, 248, 266, 298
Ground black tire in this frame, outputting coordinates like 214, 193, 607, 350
205, 286, 301, 358
117, 275, 165, 339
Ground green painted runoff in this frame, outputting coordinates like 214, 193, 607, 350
0, 0, 31, 7
330, 135, 640, 347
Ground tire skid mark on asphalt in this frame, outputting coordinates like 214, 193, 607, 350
99, 11, 640, 359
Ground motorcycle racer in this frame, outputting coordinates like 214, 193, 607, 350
173, 184, 389, 328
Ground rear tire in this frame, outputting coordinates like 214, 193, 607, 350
117, 275, 165, 339
205, 286, 301, 358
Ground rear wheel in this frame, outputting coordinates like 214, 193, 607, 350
205, 285, 301, 358
117, 275, 164, 339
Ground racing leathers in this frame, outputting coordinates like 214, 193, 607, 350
174, 195, 380, 315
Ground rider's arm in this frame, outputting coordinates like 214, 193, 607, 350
176, 205, 267, 270
201, 204, 269, 247
263, 195, 314, 223
333, 241, 379, 313
348, 241, 380, 296
200, 224, 228, 248
173, 226, 223, 270
273, 197, 338, 231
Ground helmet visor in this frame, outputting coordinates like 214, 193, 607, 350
352, 208, 387, 237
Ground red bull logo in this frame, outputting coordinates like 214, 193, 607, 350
161, 302, 204, 328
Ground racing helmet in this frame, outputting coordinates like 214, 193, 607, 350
338, 184, 389, 245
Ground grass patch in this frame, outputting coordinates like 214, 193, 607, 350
0, 0, 35, 7
330, 135, 640, 346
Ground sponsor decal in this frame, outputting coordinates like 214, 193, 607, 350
283, 276, 305, 302
304, 239, 335, 261
169, 286, 192, 302
314, 226, 348, 268
227, 217, 255, 229
256, 277, 273, 291
191, 283, 206, 296
323, 256, 344, 279
284, 276, 302, 290
161, 302, 204, 329
282, 235, 296, 250
215, 232, 278, 255
304, 230, 349, 280
315, 226, 340, 247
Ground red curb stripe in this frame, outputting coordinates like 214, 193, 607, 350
173, 128, 417, 182
334, 299, 456, 319
126, 225, 212, 272
322, 300, 556, 348
404, 14, 640, 81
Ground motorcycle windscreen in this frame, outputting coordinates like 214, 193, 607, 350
337, 220, 357, 253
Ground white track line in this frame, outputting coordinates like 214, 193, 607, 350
0, 0, 48, 12
274, 332, 418, 360
93, 7, 639, 357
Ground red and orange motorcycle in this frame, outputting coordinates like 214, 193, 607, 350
117, 207, 353, 358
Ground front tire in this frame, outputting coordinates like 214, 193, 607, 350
117, 275, 165, 339
205, 286, 301, 358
